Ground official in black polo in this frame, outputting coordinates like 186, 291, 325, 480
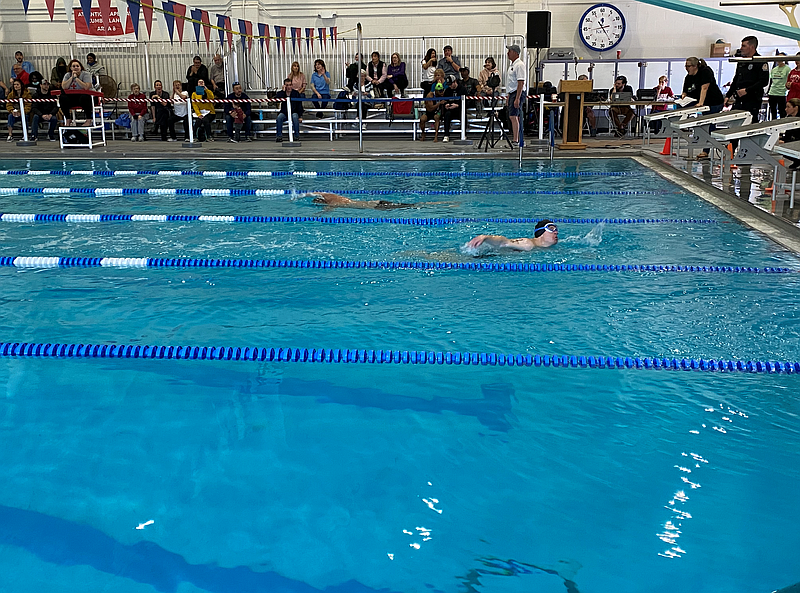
725, 35, 769, 120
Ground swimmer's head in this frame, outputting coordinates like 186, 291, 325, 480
534, 219, 558, 246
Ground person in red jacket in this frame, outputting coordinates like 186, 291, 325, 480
786, 59, 800, 101
127, 83, 148, 141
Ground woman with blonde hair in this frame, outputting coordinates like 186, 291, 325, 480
6, 78, 32, 141
387, 52, 408, 96
289, 61, 306, 94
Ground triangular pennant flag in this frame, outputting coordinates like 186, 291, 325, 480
258, 22, 267, 51
172, 2, 186, 44
63, 0, 73, 23
161, 1, 175, 42
238, 18, 247, 52
190, 8, 202, 44
225, 16, 233, 50
244, 20, 253, 51
200, 10, 211, 49
274, 25, 282, 54
330, 26, 337, 45
45, 0, 56, 20
290, 27, 299, 54
78, 0, 92, 31
305, 28, 313, 52
127, 0, 140, 38
98, 0, 112, 33
216, 14, 226, 47
115, 0, 128, 32
142, 0, 153, 37
319, 27, 326, 49
21, 0, 30, 15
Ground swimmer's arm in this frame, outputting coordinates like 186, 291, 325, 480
467, 235, 534, 251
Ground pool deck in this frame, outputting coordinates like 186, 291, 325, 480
1, 134, 799, 253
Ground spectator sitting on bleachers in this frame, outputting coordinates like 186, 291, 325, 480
349, 70, 374, 119
0, 80, 7, 101
11, 63, 30, 87
366, 52, 392, 97
210, 54, 225, 94
609, 75, 635, 138
30, 79, 59, 141
477, 57, 498, 96
275, 77, 303, 142
421, 48, 437, 97
51, 57, 68, 90
170, 79, 190, 141
128, 83, 148, 141
85, 53, 106, 83
419, 81, 445, 142
387, 53, 408, 97
289, 61, 306, 95
6, 79, 31, 142
459, 67, 479, 108
224, 82, 252, 142
10, 51, 34, 79
346, 53, 366, 91
438, 45, 461, 80
149, 80, 175, 141
28, 71, 44, 90
311, 59, 331, 117
441, 75, 462, 142
191, 80, 215, 142
187, 56, 211, 91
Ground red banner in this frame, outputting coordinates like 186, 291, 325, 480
74, 7, 134, 38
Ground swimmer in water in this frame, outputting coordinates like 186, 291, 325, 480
309, 192, 452, 210
466, 220, 559, 251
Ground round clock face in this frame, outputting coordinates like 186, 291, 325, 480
579, 3, 626, 51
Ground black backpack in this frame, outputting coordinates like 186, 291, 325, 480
334, 90, 350, 111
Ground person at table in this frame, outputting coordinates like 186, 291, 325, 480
682, 56, 725, 160
768, 53, 790, 120
465, 220, 559, 252
609, 75, 634, 138
787, 58, 800, 101
60, 59, 95, 126
781, 98, 800, 143
577, 75, 597, 137
724, 35, 769, 122
186, 55, 210, 91
387, 53, 408, 97
649, 75, 674, 134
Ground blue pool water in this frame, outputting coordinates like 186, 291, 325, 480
0, 158, 799, 593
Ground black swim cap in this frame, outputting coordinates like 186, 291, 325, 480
534, 219, 554, 238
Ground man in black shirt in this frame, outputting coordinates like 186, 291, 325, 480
725, 35, 769, 120
30, 79, 59, 141
275, 78, 303, 142
459, 67, 479, 109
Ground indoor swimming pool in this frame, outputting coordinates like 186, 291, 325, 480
0, 157, 798, 593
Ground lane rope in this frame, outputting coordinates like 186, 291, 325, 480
0, 341, 797, 375
0, 169, 641, 179
0, 187, 664, 197
0, 213, 720, 226
0, 255, 794, 274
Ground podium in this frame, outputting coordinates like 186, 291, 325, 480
557, 79, 593, 150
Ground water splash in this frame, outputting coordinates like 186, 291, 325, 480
561, 222, 605, 246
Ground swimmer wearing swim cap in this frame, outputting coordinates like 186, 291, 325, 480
310, 191, 444, 210
466, 220, 559, 251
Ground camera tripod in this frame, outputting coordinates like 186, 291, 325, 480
477, 90, 514, 151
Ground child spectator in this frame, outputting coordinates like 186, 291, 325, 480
230, 105, 245, 142
128, 83, 148, 141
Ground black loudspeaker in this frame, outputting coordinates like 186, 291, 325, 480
526, 11, 551, 48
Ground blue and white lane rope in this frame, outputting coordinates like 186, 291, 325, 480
0, 213, 720, 226
0, 187, 662, 197
0, 169, 640, 179
0, 341, 797, 375
0, 256, 794, 274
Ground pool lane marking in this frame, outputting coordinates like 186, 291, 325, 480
0, 169, 644, 179
0, 214, 721, 226
0, 256, 794, 274
0, 188, 663, 197
0, 341, 797, 375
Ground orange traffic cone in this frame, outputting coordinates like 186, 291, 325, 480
660, 137, 671, 155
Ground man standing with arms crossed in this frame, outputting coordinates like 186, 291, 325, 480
506, 44, 526, 147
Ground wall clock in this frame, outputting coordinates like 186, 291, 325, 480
579, 3, 626, 52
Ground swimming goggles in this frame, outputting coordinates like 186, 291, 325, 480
539, 223, 557, 233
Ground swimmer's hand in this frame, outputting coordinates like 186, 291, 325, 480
466, 234, 491, 249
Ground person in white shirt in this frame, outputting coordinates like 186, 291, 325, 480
169, 79, 190, 140
505, 44, 526, 146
